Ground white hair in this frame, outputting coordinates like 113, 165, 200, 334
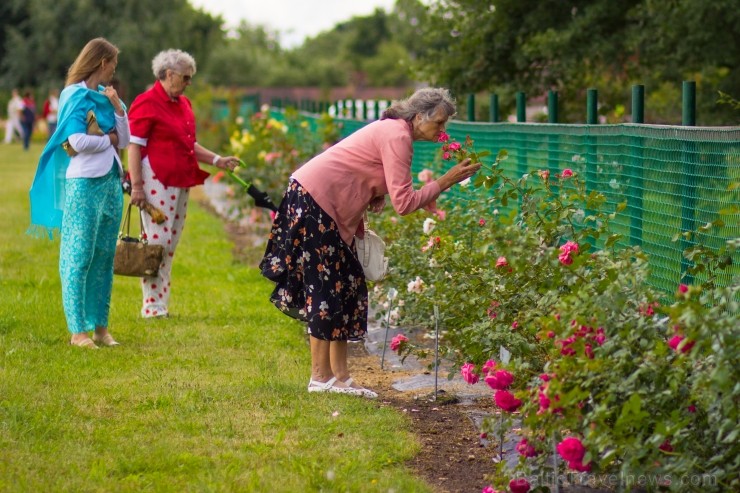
381, 87, 457, 122
151, 49, 197, 80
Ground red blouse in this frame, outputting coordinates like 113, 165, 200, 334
128, 80, 209, 187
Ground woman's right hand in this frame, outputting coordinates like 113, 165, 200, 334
130, 187, 146, 207
437, 158, 481, 190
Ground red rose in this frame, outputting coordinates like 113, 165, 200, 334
494, 390, 522, 412
509, 478, 531, 493
556, 437, 585, 463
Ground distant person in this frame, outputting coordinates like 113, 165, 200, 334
4, 89, 24, 144
20, 91, 37, 150
127, 49, 239, 318
42, 88, 60, 139
28, 37, 129, 349
259, 88, 481, 398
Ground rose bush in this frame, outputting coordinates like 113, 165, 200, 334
368, 138, 738, 491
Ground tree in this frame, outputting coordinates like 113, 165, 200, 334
414, 0, 740, 124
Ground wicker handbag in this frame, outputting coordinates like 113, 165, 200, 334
113, 204, 164, 277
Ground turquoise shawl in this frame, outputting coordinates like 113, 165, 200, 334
28, 84, 120, 239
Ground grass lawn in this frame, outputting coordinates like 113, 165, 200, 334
0, 142, 431, 492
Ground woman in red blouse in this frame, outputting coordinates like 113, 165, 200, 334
127, 49, 239, 318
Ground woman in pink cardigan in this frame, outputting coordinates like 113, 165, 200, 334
260, 88, 480, 398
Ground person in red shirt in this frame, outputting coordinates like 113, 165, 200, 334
127, 49, 239, 318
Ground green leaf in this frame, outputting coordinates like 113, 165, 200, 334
496, 149, 509, 161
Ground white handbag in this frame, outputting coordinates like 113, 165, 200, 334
355, 218, 388, 281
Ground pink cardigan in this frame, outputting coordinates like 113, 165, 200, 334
292, 118, 441, 245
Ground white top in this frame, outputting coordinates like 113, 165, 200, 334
65, 82, 130, 179
7, 96, 23, 123
46, 96, 59, 124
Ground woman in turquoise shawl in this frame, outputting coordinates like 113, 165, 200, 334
29, 37, 129, 349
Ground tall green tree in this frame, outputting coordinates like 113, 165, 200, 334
415, 0, 740, 124
0, 0, 223, 98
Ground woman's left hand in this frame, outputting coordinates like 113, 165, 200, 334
214, 155, 240, 172
368, 196, 385, 213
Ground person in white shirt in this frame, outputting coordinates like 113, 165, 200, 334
4, 89, 25, 144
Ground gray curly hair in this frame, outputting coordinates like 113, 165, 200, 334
152, 49, 197, 80
381, 87, 457, 122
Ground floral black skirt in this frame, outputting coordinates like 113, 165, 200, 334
259, 180, 368, 341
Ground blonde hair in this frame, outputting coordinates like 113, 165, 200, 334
381, 87, 457, 122
151, 49, 197, 80
65, 38, 119, 86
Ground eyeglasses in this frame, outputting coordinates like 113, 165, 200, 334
172, 71, 192, 83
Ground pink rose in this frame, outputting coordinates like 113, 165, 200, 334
437, 131, 450, 143
481, 486, 499, 493
560, 241, 579, 254
496, 256, 508, 268
461, 362, 480, 385
479, 218, 486, 226
494, 390, 522, 412
568, 460, 592, 472
556, 437, 585, 463
688, 404, 697, 413
443, 152, 451, 160
509, 478, 531, 493
668, 335, 695, 353
558, 253, 573, 265
485, 370, 514, 390
659, 439, 674, 452
511, 321, 519, 330
539, 169, 550, 181
449, 141, 462, 151
678, 283, 689, 293
546, 330, 555, 338
390, 334, 409, 352
435, 209, 447, 221
481, 359, 496, 374
516, 438, 539, 457
538, 391, 550, 413
584, 343, 594, 359
594, 328, 606, 345
561, 168, 574, 178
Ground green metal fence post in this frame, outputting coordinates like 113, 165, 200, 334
467, 93, 476, 122
489, 94, 499, 122
516, 92, 527, 201
547, 90, 559, 194
516, 92, 526, 122
630, 85, 645, 247
547, 90, 558, 123
585, 89, 599, 249
350, 99, 357, 119
680, 81, 697, 283
374, 100, 380, 120
682, 81, 696, 126
587, 88, 598, 124
362, 100, 368, 120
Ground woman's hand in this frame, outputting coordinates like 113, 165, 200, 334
101, 85, 124, 115
437, 158, 481, 190
368, 196, 386, 213
214, 155, 240, 172
130, 187, 146, 207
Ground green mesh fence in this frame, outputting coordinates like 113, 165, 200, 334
276, 111, 740, 295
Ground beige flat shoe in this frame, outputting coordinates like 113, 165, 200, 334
93, 334, 120, 347
71, 338, 99, 349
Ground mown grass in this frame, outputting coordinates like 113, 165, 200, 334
0, 143, 430, 492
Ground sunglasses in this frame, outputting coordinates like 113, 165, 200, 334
172, 71, 192, 83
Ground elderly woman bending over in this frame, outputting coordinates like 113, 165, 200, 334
260, 87, 481, 397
